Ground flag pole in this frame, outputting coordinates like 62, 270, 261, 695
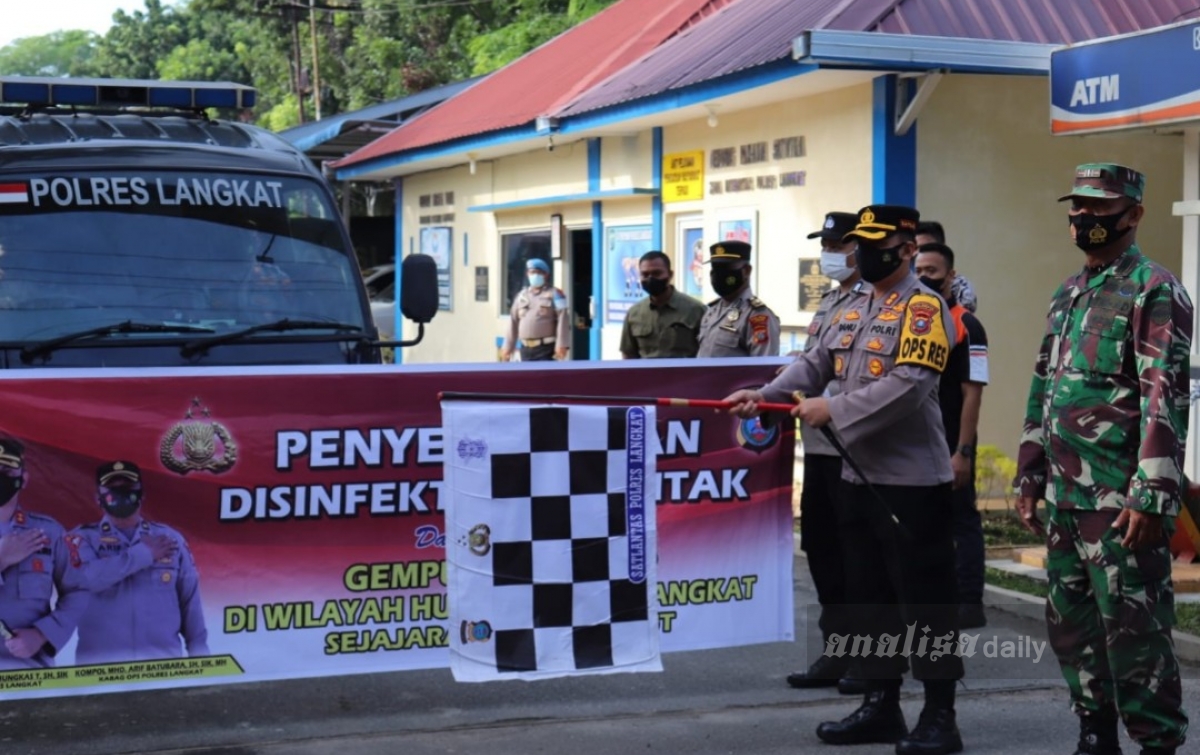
438, 390, 910, 541
437, 391, 802, 414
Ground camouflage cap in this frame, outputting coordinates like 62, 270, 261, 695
1058, 163, 1144, 204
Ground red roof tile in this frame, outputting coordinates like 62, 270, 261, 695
337, 0, 733, 168
339, 0, 1200, 168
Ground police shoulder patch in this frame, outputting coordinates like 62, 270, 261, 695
896, 292, 950, 373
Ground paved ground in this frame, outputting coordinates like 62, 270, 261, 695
4, 555, 1197, 755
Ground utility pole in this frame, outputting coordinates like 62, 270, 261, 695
291, 4, 307, 124
309, 0, 322, 120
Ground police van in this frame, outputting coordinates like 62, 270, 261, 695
0, 77, 435, 368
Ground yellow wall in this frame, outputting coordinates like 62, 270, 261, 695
397, 147, 590, 364
399, 83, 876, 363
916, 73, 1184, 459
660, 83, 874, 351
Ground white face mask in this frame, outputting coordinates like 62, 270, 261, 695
528, 273, 545, 288
819, 250, 855, 282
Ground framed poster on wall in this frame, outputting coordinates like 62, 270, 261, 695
676, 216, 706, 299
604, 225, 653, 324
420, 226, 453, 311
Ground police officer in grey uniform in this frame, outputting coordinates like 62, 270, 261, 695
787, 211, 867, 694
0, 437, 88, 669
697, 241, 780, 357
726, 206, 964, 755
68, 461, 209, 664
501, 258, 571, 362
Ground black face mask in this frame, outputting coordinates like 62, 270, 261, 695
919, 276, 946, 297
1070, 208, 1131, 251
857, 243, 906, 283
99, 486, 142, 519
0, 474, 21, 506
641, 277, 668, 297
710, 267, 744, 297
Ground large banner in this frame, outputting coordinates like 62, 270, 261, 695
0, 359, 794, 698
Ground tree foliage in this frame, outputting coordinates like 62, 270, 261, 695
0, 31, 98, 77
0, 0, 618, 128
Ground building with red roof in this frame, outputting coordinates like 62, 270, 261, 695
334, 0, 1199, 460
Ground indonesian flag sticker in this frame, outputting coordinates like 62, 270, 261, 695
0, 182, 29, 204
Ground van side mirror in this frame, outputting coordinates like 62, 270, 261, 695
401, 253, 438, 324
372, 253, 438, 350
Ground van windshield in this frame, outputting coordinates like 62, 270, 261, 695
0, 171, 366, 342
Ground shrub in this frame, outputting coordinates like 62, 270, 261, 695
975, 445, 1018, 510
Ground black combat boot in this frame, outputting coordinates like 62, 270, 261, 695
787, 654, 847, 689
895, 707, 963, 755
837, 675, 867, 695
816, 684, 907, 745
1072, 714, 1122, 755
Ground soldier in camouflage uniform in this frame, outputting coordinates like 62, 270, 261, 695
1015, 163, 1191, 755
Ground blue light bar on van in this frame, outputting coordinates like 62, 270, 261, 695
0, 77, 256, 109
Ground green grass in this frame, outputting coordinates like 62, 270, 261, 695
984, 566, 1049, 598
1176, 604, 1200, 635
984, 569, 1200, 637
982, 511, 1045, 547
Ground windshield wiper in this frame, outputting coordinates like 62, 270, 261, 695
180, 318, 364, 358
20, 320, 217, 363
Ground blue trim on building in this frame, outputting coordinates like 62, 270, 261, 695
468, 187, 658, 213
651, 127, 663, 251
392, 177, 404, 365
335, 60, 818, 181
591, 201, 603, 360
561, 59, 817, 136
588, 139, 602, 193
871, 75, 916, 206
463, 232, 468, 267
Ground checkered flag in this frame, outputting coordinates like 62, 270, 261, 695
441, 402, 661, 682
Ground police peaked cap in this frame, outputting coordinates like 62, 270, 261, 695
708, 240, 751, 264
0, 437, 23, 470
807, 212, 859, 240
97, 460, 142, 486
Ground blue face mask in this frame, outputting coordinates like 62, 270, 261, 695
528, 273, 545, 288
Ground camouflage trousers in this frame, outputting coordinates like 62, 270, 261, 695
1045, 503, 1187, 750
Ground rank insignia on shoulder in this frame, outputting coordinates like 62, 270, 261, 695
749, 296, 766, 309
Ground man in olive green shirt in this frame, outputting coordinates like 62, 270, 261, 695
619, 251, 706, 358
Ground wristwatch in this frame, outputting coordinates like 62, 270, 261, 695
957, 444, 975, 459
